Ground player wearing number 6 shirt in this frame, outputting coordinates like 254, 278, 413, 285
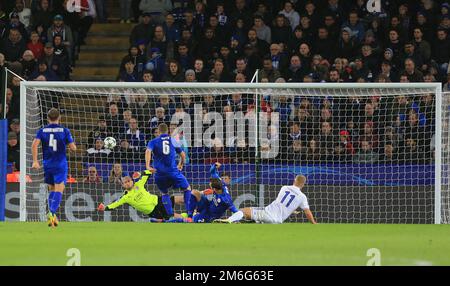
31, 108, 77, 227
145, 123, 192, 218
217, 175, 317, 224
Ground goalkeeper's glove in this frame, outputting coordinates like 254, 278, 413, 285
98, 203, 105, 212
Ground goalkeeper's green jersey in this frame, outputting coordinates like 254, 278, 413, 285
106, 171, 158, 215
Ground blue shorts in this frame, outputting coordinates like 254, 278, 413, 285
154, 171, 189, 193
44, 167, 67, 185
193, 196, 211, 223
193, 211, 211, 223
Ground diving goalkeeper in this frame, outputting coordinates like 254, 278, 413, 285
97, 170, 190, 222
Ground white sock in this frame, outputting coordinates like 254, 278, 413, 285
228, 211, 244, 223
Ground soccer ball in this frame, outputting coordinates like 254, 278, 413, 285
103, 137, 116, 149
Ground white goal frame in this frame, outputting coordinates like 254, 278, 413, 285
19, 81, 444, 223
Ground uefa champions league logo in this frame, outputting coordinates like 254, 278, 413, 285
65, 0, 83, 13
366, 0, 382, 13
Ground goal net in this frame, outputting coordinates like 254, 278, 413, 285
19, 82, 448, 224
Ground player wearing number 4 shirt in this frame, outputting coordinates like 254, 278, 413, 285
31, 108, 77, 228
215, 175, 317, 224
145, 123, 192, 218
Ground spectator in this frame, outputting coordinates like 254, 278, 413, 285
130, 12, 154, 46
305, 138, 322, 163
83, 166, 102, 183
336, 130, 355, 161
258, 56, 281, 82
31, 0, 54, 32
29, 60, 59, 81
47, 14, 73, 62
88, 115, 109, 149
106, 103, 123, 137
341, 10, 365, 43
123, 117, 146, 152
27, 30, 44, 59
147, 25, 170, 60
163, 59, 184, 82
246, 28, 269, 58
119, 60, 139, 82
176, 42, 193, 71
184, 69, 196, 82
162, 13, 179, 43
210, 58, 231, 82
353, 139, 378, 163
108, 163, 128, 184
253, 15, 271, 44
318, 121, 335, 162
85, 138, 112, 163
7, 131, 20, 171
413, 27, 431, 65
150, 107, 169, 130
271, 14, 291, 46
402, 58, 424, 82
279, 1, 299, 30
193, 58, 209, 82
380, 143, 397, 163
314, 26, 335, 63
6, 11, 28, 40
11, 0, 31, 29
433, 28, 449, 77
285, 139, 305, 162
120, 45, 146, 76
1, 28, 26, 62
19, 50, 37, 79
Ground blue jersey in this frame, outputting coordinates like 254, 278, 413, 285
195, 191, 238, 222
147, 134, 183, 174
36, 124, 74, 170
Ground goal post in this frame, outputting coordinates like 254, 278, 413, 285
19, 81, 447, 224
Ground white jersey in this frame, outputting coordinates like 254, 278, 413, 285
264, 185, 309, 223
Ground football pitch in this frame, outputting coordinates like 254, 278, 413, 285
1, 223, 449, 266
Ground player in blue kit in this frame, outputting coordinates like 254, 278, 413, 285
31, 108, 77, 227
145, 123, 192, 218
190, 176, 239, 223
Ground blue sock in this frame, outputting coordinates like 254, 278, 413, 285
183, 190, 193, 217
161, 194, 174, 217
165, 217, 185, 223
188, 195, 197, 217
49, 192, 62, 215
48, 192, 55, 214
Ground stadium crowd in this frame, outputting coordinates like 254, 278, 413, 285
1, 0, 450, 177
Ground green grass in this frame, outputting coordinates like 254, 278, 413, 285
0, 223, 449, 266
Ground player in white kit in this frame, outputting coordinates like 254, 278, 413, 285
215, 175, 317, 224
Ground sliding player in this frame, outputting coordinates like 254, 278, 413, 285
216, 175, 317, 224
31, 108, 77, 227
145, 123, 192, 218
97, 170, 191, 222
190, 177, 239, 223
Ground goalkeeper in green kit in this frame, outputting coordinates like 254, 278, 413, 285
97, 170, 192, 222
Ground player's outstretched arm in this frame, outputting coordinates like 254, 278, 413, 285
31, 139, 41, 169
178, 151, 186, 171
210, 162, 221, 179
145, 148, 155, 172
304, 209, 317, 224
